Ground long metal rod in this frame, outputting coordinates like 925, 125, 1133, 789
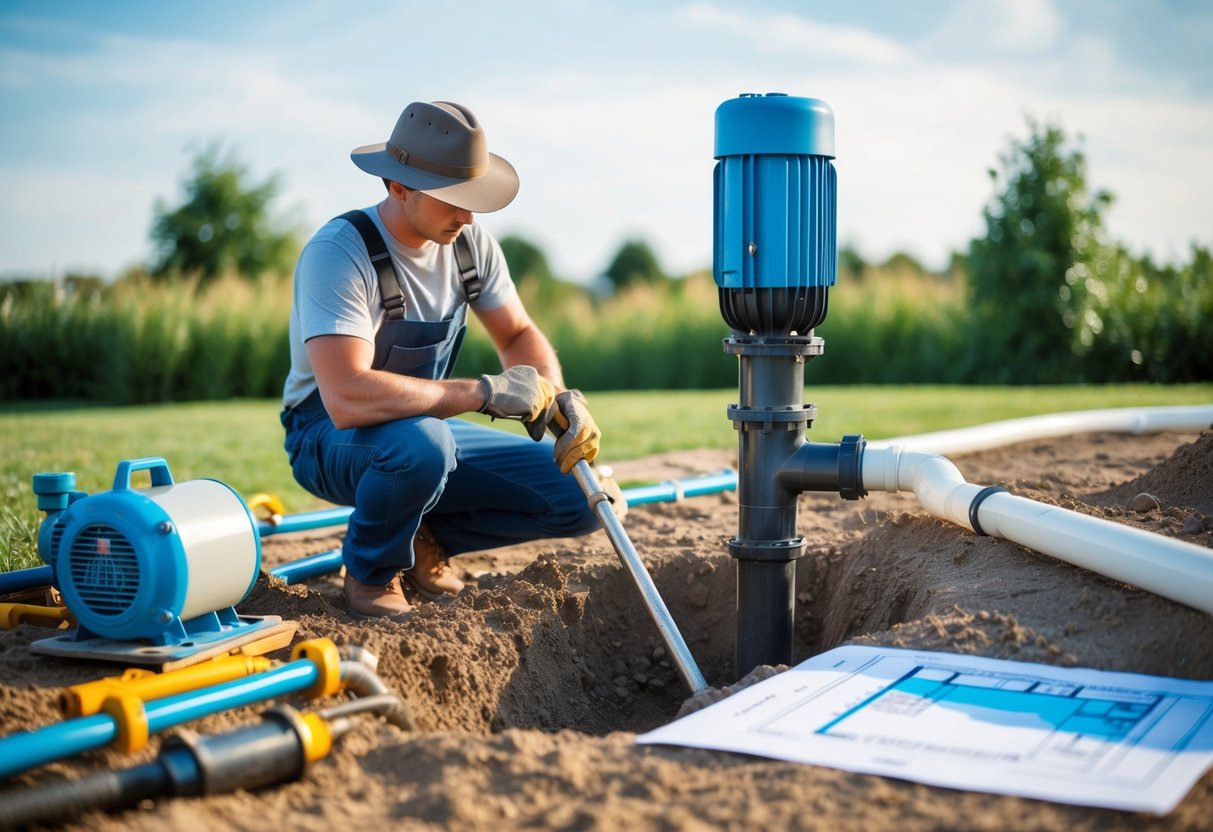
570, 459, 709, 694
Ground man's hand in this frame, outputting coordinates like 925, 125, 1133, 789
479, 366, 556, 440
551, 389, 601, 474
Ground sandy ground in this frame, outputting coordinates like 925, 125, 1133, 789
1, 429, 1211, 830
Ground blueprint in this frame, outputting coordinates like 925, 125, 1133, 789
637, 645, 1213, 814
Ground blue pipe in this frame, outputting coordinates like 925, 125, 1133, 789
621, 470, 737, 506
0, 564, 53, 596
259, 506, 353, 538
262, 470, 738, 538
270, 548, 342, 585
0, 660, 319, 780
266, 470, 739, 585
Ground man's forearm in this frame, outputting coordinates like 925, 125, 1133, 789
320, 370, 484, 429
499, 325, 565, 390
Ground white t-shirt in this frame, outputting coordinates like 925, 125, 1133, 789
282, 206, 516, 409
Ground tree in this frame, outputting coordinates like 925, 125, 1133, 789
837, 243, 867, 280
499, 235, 556, 285
603, 238, 667, 292
965, 119, 1114, 382
150, 143, 300, 282
498, 234, 585, 309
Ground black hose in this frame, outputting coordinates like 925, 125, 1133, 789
0, 752, 185, 827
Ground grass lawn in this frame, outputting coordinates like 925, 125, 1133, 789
2, 383, 1210, 572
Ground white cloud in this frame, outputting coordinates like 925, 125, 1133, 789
927, 0, 1064, 54
675, 2, 910, 65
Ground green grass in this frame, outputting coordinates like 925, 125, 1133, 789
3, 383, 1210, 572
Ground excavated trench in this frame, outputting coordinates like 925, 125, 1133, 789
245, 479, 1213, 740
245, 518, 940, 739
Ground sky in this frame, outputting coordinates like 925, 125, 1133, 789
1, 0, 1210, 285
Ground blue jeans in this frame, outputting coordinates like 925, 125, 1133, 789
281, 398, 598, 585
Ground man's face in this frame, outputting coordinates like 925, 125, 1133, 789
402, 190, 474, 246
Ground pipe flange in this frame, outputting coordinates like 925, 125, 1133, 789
728, 537, 807, 562
723, 336, 824, 358
838, 433, 868, 500
727, 403, 817, 425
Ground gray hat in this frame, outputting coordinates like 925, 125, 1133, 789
351, 101, 519, 213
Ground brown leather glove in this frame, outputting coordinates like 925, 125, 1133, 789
551, 389, 601, 474
478, 366, 556, 441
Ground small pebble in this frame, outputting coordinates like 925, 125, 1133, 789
1182, 515, 1203, 535
1131, 493, 1161, 513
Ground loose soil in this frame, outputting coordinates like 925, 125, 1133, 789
2, 430, 1211, 830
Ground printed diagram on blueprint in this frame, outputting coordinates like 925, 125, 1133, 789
638, 645, 1213, 814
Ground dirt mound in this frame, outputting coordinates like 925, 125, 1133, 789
1, 430, 1211, 830
1094, 431, 1213, 516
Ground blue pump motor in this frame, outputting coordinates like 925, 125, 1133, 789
714, 92, 837, 335
33, 458, 261, 645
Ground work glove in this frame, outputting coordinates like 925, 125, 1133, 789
478, 366, 556, 441
550, 389, 601, 474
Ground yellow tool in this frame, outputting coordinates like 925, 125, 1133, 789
0, 602, 73, 630
247, 492, 287, 524
61, 654, 274, 717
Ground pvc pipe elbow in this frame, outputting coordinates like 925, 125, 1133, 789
861, 447, 983, 532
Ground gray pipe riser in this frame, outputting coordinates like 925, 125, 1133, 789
977, 493, 1213, 616
736, 561, 796, 673
737, 431, 802, 541
738, 354, 805, 407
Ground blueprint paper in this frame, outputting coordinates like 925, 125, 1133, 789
637, 645, 1213, 814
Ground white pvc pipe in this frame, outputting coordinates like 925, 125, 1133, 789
862, 445, 1213, 616
867, 404, 1213, 455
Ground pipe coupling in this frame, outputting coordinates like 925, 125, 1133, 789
727, 536, 807, 563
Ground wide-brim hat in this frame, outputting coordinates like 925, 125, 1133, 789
351, 101, 519, 213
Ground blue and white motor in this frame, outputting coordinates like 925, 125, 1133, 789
33, 458, 261, 645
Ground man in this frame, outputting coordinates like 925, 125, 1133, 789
281, 100, 601, 617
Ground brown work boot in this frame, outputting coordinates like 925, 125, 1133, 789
344, 573, 411, 617
402, 525, 466, 599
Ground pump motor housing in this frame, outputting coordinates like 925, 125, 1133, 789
714, 93, 837, 335
35, 458, 261, 644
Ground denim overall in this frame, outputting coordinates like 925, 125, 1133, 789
281, 223, 596, 587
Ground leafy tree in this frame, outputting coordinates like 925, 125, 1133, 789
500, 235, 555, 284
965, 119, 1113, 383
603, 238, 667, 292
837, 243, 867, 280
150, 143, 300, 282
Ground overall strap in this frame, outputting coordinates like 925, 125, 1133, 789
338, 210, 405, 320
453, 232, 482, 303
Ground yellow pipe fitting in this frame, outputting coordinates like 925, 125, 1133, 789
62, 655, 274, 718
298, 711, 334, 763
0, 602, 74, 630
102, 694, 149, 754
291, 639, 342, 699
